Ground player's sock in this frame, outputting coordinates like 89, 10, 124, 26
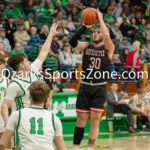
73, 126, 84, 145
73, 146, 80, 150
134, 125, 137, 129
87, 147, 93, 150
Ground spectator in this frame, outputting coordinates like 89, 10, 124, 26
45, 0, 55, 15
24, 16, 40, 33
109, 0, 117, 10
0, 28, 11, 52
40, 25, 49, 42
143, 23, 150, 41
144, 82, 150, 126
50, 35, 60, 58
28, 27, 40, 46
72, 47, 82, 65
138, 18, 146, 32
57, 33, 68, 49
128, 88, 148, 131
0, 42, 9, 59
10, 42, 27, 57
104, 7, 116, 26
61, 20, 70, 36
145, 0, 150, 19
130, 17, 139, 31
111, 23, 123, 41
67, 15, 75, 32
119, 16, 135, 39
4, 16, 17, 48
118, 37, 131, 54
140, 49, 147, 63
58, 43, 75, 82
23, 0, 36, 17
120, 48, 129, 65
112, 2, 123, 19
0, 2, 6, 18
63, 0, 75, 14
52, 71, 66, 93
123, 2, 131, 17
143, 40, 150, 62
135, 11, 142, 25
33, 0, 48, 16
106, 83, 136, 133
71, 7, 80, 23
14, 22, 30, 48
121, 41, 141, 95
3, 2, 23, 19
0, 18, 5, 29
54, 11, 64, 22
54, 0, 66, 16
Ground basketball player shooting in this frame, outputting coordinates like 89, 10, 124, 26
69, 9, 114, 150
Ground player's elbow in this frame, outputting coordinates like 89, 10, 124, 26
0, 140, 5, 149
2, 101, 8, 109
69, 39, 78, 48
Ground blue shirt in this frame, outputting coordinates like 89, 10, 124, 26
0, 37, 11, 51
28, 35, 40, 46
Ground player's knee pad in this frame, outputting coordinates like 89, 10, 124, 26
73, 126, 84, 145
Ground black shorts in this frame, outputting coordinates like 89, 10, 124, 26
76, 83, 106, 113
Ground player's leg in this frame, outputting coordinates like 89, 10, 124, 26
73, 84, 90, 150
73, 112, 89, 150
145, 106, 150, 125
87, 85, 106, 149
88, 111, 102, 149
133, 114, 137, 129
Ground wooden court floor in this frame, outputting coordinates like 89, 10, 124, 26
64, 133, 150, 150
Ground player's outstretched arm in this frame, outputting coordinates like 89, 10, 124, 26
69, 24, 92, 52
97, 9, 115, 58
0, 129, 13, 150
37, 22, 59, 64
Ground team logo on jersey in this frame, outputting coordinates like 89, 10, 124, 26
85, 49, 105, 57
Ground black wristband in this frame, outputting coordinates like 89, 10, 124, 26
69, 25, 87, 48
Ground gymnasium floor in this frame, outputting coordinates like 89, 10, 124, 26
64, 132, 150, 150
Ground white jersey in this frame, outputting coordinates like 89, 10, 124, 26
144, 92, 150, 106
5, 59, 42, 111
0, 76, 8, 132
11, 72, 39, 111
0, 77, 8, 104
128, 94, 143, 109
6, 106, 62, 150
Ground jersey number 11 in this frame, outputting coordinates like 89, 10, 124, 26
30, 117, 44, 135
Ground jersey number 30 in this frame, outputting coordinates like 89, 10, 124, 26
30, 117, 44, 135
89, 57, 101, 69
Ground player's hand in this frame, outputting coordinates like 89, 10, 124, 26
49, 22, 59, 36
82, 23, 93, 29
97, 9, 103, 20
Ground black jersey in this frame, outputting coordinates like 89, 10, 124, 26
82, 43, 111, 83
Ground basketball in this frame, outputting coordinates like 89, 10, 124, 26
81, 8, 98, 25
